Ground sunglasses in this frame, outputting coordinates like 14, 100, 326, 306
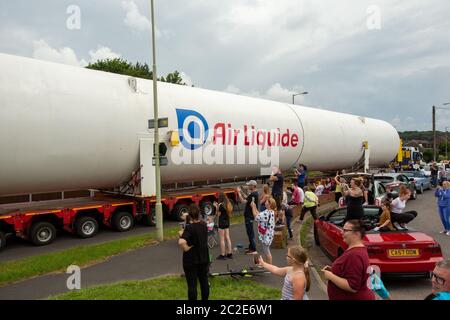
431, 272, 446, 285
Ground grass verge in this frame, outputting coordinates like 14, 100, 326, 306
0, 214, 245, 287
49, 275, 280, 300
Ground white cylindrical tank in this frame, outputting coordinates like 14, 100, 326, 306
0, 54, 400, 196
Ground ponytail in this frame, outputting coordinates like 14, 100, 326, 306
304, 263, 311, 292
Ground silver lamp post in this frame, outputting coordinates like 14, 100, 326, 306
292, 92, 308, 104
149, 0, 163, 242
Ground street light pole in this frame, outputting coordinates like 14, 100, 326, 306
150, 0, 163, 242
433, 105, 436, 162
292, 92, 309, 105
444, 125, 449, 160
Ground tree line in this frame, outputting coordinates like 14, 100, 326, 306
86, 58, 190, 86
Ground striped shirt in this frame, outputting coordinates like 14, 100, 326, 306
281, 270, 309, 300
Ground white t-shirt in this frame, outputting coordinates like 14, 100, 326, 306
297, 186, 305, 204
315, 184, 324, 196
391, 197, 406, 214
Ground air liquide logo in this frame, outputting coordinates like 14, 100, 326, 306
176, 108, 209, 150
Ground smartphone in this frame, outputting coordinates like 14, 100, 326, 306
253, 254, 260, 265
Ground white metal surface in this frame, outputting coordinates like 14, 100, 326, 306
0, 54, 400, 196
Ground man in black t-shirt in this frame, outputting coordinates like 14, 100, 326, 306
269, 166, 284, 224
431, 162, 438, 187
237, 180, 259, 254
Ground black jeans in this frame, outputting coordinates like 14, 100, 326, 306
245, 219, 256, 251
335, 192, 342, 204
183, 263, 210, 301
285, 211, 293, 238
300, 206, 318, 221
391, 211, 418, 225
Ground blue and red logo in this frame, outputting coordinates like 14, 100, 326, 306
176, 108, 209, 150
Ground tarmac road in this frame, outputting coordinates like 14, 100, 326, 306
309, 188, 449, 300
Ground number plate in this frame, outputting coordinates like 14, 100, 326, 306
388, 249, 419, 257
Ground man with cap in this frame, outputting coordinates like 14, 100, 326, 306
237, 180, 259, 254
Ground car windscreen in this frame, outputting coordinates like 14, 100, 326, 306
328, 209, 346, 225
403, 173, 414, 177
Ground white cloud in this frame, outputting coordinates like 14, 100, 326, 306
88, 46, 121, 63
180, 71, 193, 86
225, 83, 308, 104
121, 0, 151, 32
32, 40, 122, 67
32, 39, 87, 66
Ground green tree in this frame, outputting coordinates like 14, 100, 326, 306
86, 59, 191, 86
160, 71, 187, 85
423, 149, 433, 162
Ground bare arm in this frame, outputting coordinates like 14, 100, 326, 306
236, 188, 246, 203
178, 238, 192, 252
292, 274, 307, 300
269, 175, 278, 182
259, 257, 290, 276
378, 219, 390, 229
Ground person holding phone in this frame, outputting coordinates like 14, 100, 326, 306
250, 197, 276, 264
236, 180, 259, 254
178, 204, 210, 301
321, 219, 375, 300
435, 181, 450, 235
257, 245, 310, 300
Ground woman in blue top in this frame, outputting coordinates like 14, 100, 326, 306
435, 181, 450, 236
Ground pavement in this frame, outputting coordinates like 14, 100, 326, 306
0, 203, 337, 300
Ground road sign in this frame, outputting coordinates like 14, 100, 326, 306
152, 156, 168, 166
148, 118, 169, 129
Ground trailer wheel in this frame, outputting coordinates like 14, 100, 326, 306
113, 211, 134, 232
75, 216, 99, 238
200, 200, 215, 217
142, 207, 156, 226
0, 231, 6, 251
29, 222, 56, 246
173, 204, 190, 221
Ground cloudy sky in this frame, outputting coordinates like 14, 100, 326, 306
1, 0, 449, 131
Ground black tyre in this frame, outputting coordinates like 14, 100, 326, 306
0, 231, 6, 251
200, 200, 215, 217
142, 207, 156, 226
75, 216, 99, 239
29, 222, 56, 246
112, 211, 134, 232
172, 204, 190, 221
313, 225, 320, 246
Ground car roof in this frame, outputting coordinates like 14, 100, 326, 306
374, 173, 402, 177
340, 172, 373, 178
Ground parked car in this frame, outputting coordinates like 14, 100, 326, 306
337, 173, 388, 208
402, 171, 432, 194
373, 173, 417, 200
313, 206, 444, 277
421, 165, 431, 177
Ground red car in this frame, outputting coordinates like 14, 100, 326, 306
314, 206, 443, 277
